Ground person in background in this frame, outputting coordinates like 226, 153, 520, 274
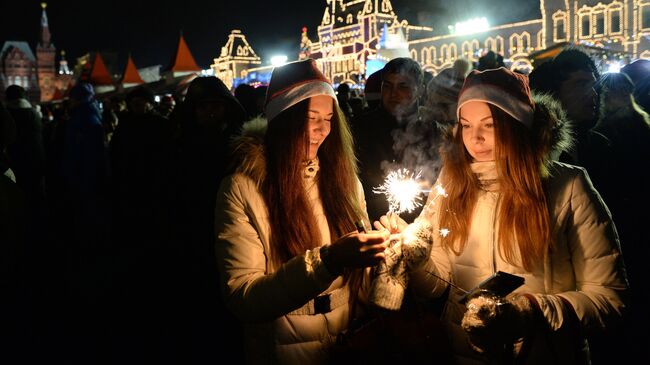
336, 82, 354, 120
214, 59, 389, 364
157, 94, 176, 119
426, 58, 472, 129
235, 83, 263, 120
378, 68, 627, 364
590, 72, 650, 364
621, 59, 650, 113
355, 58, 446, 222
362, 70, 382, 112
4, 85, 45, 204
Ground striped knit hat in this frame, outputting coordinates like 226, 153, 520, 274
457, 67, 535, 128
265, 59, 337, 121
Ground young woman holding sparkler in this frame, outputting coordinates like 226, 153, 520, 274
214, 59, 389, 365
377, 67, 628, 364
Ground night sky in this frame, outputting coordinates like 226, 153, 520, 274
1, 0, 539, 72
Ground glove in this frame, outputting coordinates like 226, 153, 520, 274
461, 292, 537, 356
368, 237, 408, 310
401, 220, 433, 270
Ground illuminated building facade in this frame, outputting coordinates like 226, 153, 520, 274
210, 0, 650, 87
410, 0, 650, 74
211, 30, 263, 90
0, 3, 64, 102
308, 0, 432, 84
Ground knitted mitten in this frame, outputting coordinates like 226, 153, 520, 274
368, 237, 408, 310
461, 293, 537, 355
401, 220, 433, 270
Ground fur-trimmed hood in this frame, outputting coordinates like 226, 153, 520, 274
229, 116, 268, 187
531, 92, 574, 165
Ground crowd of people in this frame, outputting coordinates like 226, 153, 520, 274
1, 46, 648, 365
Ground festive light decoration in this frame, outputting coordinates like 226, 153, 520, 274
270, 55, 288, 67
449, 18, 490, 36
210, 0, 650, 88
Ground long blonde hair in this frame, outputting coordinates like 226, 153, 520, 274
438, 104, 551, 271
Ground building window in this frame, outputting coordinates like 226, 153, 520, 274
485, 38, 496, 53
496, 36, 504, 55
421, 48, 430, 64
594, 12, 605, 35
581, 15, 591, 37
557, 19, 566, 40
643, 5, 650, 29
610, 10, 622, 34
522, 35, 529, 50
553, 11, 567, 42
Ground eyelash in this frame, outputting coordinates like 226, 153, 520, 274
461, 123, 492, 128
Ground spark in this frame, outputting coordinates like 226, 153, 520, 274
439, 228, 450, 237
373, 169, 424, 215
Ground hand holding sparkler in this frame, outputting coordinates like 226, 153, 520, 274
321, 230, 390, 276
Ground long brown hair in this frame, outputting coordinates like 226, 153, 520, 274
263, 98, 363, 267
438, 104, 551, 271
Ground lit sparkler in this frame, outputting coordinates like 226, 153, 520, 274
373, 169, 425, 215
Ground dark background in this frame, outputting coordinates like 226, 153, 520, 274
0, 0, 540, 71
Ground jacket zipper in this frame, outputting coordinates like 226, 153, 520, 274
491, 193, 500, 274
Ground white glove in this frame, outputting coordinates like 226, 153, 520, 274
368, 236, 408, 310
401, 220, 433, 270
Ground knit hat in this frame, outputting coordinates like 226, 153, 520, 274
457, 67, 535, 128
265, 59, 337, 121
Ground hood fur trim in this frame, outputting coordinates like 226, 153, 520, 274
531, 93, 574, 165
230, 117, 268, 187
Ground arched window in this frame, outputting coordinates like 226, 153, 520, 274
553, 11, 567, 42
449, 44, 457, 60
495, 36, 504, 55
579, 7, 591, 38
641, 1, 650, 30
609, 3, 622, 34
421, 48, 431, 64
485, 38, 496, 53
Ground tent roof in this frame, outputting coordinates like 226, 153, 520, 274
121, 55, 144, 84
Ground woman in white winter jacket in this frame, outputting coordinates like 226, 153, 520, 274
380, 67, 628, 364
214, 59, 388, 364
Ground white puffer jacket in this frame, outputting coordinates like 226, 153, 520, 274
410, 94, 628, 364
214, 119, 368, 365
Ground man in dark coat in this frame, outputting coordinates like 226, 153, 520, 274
355, 58, 446, 223
165, 76, 246, 364
4, 85, 45, 203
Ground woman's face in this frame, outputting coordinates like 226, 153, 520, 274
459, 101, 495, 162
306, 95, 333, 160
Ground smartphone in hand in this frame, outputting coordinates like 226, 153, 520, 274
459, 271, 525, 304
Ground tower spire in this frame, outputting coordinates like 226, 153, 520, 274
40, 2, 51, 46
